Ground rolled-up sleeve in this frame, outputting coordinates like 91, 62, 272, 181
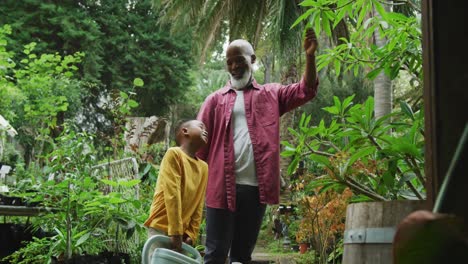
277, 78, 319, 115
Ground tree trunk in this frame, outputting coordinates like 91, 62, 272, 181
262, 53, 273, 84
124, 116, 170, 154
373, 4, 393, 118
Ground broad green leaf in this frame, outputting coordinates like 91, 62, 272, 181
322, 14, 332, 37
142, 163, 152, 176
373, 2, 387, 20
322, 106, 339, 115
318, 182, 342, 193
396, 173, 416, 188
281, 141, 295, 148
357, 4, 367, 27
118, 179, 141, 187
342, 94, 355, 113
351, 194, 373, 203
101, 179, 119, 187
305, 177, 336, 190
333, 96, 342, 109
304, 115, 312, 128
334, 59, 341, 76
109, 196, 126, 204
75, 232, 91, 247
399, 101, 414, 120
366, 67, 382, 80
119, 91, 128, 99
314, 14, 322, 36
391, 141, 420, 157
386, 12, 409, 21
309, 154, 331, 168
127, 99, 139, 108
382, 171, 395, 190
353, 64, 359, 76
291, 8, 315, 29
288, 127, 300, 137
281, 150, 297, 157
287, 156, 300, 176
389, 64, 400, 79
133, 77, 144, 87
299, 0, 318, 7
348, 146, 375, 167
299, 113, 306, 128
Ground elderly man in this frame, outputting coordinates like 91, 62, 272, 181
197, 29, 319, 264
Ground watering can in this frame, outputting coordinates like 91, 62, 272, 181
142, 235, 202, 264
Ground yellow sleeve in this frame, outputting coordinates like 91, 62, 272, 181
185, 164, 208, 242
159, 149, 183, 236
185, 191, 205, 242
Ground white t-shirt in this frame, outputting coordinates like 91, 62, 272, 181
231, 90, 258, 186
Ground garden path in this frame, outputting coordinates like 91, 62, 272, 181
251, 245, 298, 264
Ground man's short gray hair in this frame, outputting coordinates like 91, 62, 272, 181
228, 39, 255, 57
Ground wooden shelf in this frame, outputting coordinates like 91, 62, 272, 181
0, 205, 53, 216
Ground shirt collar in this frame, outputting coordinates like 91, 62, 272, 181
220, 78, 261, 95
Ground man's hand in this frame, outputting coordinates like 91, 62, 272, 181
304, 28, 318, 56
170, 235, 183, 252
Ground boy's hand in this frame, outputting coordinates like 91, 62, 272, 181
184, 237, 193, 246
183, 233, 193, 246
170, 235, 183, 252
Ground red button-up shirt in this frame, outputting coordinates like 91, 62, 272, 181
197, 78, 318, 211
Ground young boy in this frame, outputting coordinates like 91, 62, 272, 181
144, 119, 208, 252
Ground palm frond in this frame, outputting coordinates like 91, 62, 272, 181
267, 0, 303, 63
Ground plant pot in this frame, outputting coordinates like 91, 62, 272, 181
107, 252, 131, 264
299, 243, 309, 254
342, 200, 424, 264
0, 224, 37, 261
51, 254, 108, 264
291, 244, 299, 252
0, 194, 24, 206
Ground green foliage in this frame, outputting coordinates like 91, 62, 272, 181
9, 127, 103, 260
294, 250, 317, 264
3, 237, 52, 264
0, 24, 84, 164
300, 69, 373, 126
292, 0, 422, 85
9, 126, 146, 261
0, 0, 194, 119
84, 177, 144, 254
283, 95, 425, 201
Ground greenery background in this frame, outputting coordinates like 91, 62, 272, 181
0, 0, 423, 263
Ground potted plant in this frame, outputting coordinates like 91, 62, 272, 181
283, 96, 426, 263
295, 226, 311, 254
83, 177, 143, 264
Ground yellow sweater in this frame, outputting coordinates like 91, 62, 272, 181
144, 147, 208, 242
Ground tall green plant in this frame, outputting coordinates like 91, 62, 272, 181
84, 177, 143, 255
7, 126, 104, 263
292, 0, 422, 83
41, 127, 100, 260
0, 0, 194, 117
282, 95, 425, 201
292, 0, 422, 119
0, 24, 84, 165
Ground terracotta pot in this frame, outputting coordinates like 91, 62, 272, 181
299, 243, 309, 254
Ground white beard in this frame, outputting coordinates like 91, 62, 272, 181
229, 63, 253, 90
